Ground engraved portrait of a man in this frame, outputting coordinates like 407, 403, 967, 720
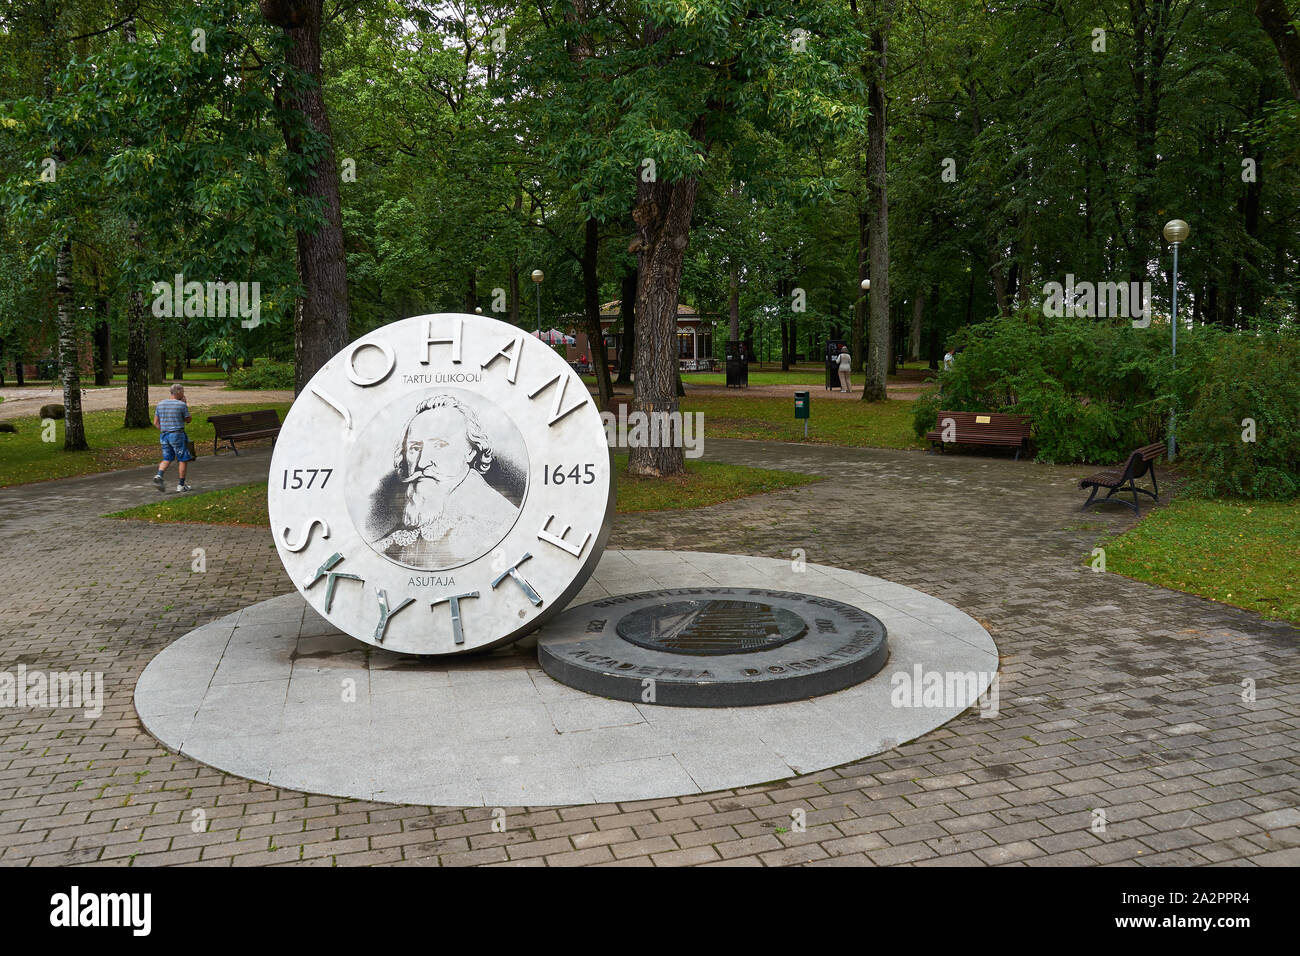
364, 393, 523, 569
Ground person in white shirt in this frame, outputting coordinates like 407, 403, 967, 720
837, 346, 851, 392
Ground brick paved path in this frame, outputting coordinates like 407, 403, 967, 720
1, 440, 1296, 866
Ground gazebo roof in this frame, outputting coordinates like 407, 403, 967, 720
599, 301, 700, 318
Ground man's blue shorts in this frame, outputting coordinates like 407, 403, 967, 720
160, 431, 193, 462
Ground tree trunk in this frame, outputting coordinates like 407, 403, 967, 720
147, 316, 164, 384
908, 289, 924, 362
260, 0, 350, 394
887, 311, 898, 377
170, 315, 188, 380
124, 271, 151, 427
508, 264, 520, 326
963, 79, 1011, 315
728, 267, 740, 342
93, 299, 112, 386
582, 217, 613, 409
508, 191, 522, 324
788, 308, 797, 366
779, 287, 791, 371
1238, 98, 1265, 322
55, 240, 88, 451
629, 169, 698, 477
861, 2, 893, 403
122, 17, 152, 428
964, 266, 976, 325
852, 209, 867, 372
616, 270, 636, 385
1128, 0, 1166, 285
1255, 0, 1300, 101
465, 270, 478, 313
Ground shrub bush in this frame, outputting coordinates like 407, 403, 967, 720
227, 360, 294, 390
1177, 331, 1300, 500
912, 311, 1168, 464
913, 312, 1300, 499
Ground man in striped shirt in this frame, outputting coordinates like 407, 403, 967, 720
152, 383, 194, 492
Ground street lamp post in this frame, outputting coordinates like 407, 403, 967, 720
531, 269, 544, 338
1162, 219, 1189, 463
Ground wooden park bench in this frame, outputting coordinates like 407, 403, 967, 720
207, 409, 281, 456
926, 411, 1032, 460
1079, 443, 1163, 514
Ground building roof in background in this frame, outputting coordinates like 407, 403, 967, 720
599, 301, 700, 317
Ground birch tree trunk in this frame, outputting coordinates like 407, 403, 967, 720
55, 239, 88, 451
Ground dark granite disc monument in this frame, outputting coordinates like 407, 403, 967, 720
537, 587, 889, 707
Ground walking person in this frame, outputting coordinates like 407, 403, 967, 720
837, 345, 852, 392
152, 383, 194, 492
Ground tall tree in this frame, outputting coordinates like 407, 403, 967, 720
1255, 0, 1300, 99
121, 13, 150, 427
859, 0, 893, 402
259, 0, 350, 391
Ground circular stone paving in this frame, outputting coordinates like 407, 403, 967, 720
135, 550, 998, 807
538, 588, 890, 706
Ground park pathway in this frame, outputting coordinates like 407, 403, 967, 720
0, 439, 1296, 866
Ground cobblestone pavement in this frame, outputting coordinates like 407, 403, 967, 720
1, 439, 1296, 867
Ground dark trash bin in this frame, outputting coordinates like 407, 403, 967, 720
726, 340, 748, 387
824, 340, 846, 390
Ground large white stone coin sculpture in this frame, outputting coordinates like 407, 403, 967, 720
268, 313, 614, 655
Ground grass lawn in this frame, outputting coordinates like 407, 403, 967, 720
99, 371, 228, 385
9, 371, 230, 388
584, 369, 829, 387
584, 362, 936, 389
684, 368, 830, 386
107, 453, 821, 526
1101, 498, 1300, 624
0, 389, 913, 491
684, 395, 923, 449
0, 402, 292, 488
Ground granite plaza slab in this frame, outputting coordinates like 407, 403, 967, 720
135, 550, 998, 806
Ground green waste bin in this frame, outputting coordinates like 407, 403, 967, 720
795, 391, 809, 437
